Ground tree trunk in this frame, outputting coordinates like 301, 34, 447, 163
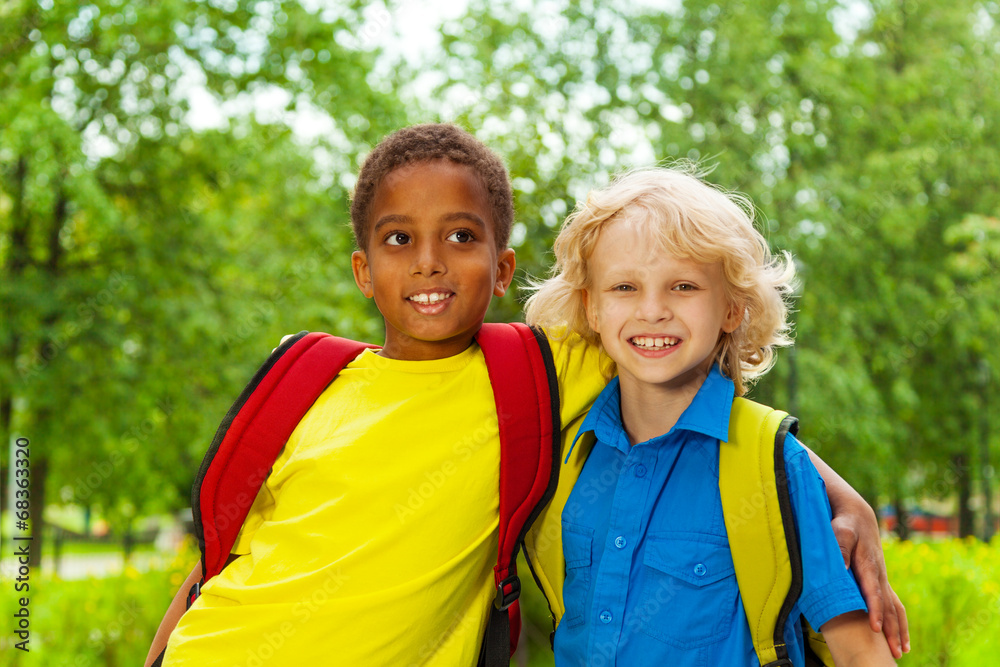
28, 454, 48, 567
0, 395, 9, 515
893, 494, 911, 541
954, 453, 975, 538
2, 155, 30, 523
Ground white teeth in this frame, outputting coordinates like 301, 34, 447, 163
409, 293, 449, 304
630, 336, 677, 349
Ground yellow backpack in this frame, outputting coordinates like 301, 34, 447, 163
523, 397, 834, 666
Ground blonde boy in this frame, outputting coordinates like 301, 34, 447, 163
526, 167, 898, 666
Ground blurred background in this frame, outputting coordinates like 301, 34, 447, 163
1, 0, 998, 664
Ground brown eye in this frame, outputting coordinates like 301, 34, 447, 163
385, 232, 410, 246
447, 230, 474, 243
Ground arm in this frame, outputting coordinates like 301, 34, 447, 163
806, 446, 910, 658
144, 562, 202, 667
822, 610, 897, 666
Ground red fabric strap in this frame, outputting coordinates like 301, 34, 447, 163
198, 333, 374, 579
476, 322, 557, 655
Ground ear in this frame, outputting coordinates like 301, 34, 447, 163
722, 299, 744, 333
493, 248, 517, 297
352, 250, 374, 299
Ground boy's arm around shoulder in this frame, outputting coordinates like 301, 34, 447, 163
540, 326, 612, 429
822, 610, 897, 666
804, 444, 909, 658
144, 561, 202, 667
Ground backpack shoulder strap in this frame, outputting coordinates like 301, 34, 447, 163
719, 397, 801, 667
192, 332, 375, 583
475, 322, 561, 664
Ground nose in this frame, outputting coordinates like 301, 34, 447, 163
410, 239, 446, 277
636, 290, 672, 323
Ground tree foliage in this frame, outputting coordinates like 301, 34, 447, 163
425, 0, 1000, 529
1, 0, 405, 554
2, 0, 998, 548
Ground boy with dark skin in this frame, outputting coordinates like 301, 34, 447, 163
148, 124, 906, 665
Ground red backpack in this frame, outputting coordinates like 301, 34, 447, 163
185, 322, 560, 666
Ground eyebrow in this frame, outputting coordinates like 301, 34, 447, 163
372, 214, 409, 237
372, 212, 488, 236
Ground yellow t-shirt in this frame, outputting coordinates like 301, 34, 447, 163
164, 331, 605, 666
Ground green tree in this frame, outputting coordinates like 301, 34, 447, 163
427, 0, 1000, 524
1, 0, 406, 561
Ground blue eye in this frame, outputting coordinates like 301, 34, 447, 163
385, 232, 409, 246
612, 284, 635, 292
447, 230, 474, 243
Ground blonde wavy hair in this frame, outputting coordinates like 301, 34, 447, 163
525, 165, 797, 396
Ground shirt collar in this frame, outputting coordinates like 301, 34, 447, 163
567, 365, 736, 461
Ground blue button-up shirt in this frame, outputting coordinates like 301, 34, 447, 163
554, 367, 866, 666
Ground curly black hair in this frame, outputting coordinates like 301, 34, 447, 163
350, 123, 514, 251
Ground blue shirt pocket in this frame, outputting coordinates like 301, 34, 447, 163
561, 521, 593, 629
637, 533, 739, 648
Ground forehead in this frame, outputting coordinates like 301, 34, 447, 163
373, 159, 491, 219
590, 218, 722, 279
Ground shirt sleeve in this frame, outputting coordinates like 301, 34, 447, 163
783, 434, 868, 630
542, 326, 612, 431
231, 481, 276, 554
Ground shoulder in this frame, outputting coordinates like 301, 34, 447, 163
538, 325, 612, 375
780, 433, 827, 501
535, 326, 613, 428
781, 432, 812, 471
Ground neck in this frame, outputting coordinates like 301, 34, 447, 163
618, 368, 710, 446
378, 333, 476, 361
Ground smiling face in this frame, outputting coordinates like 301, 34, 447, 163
351, 159, 516, 360
583, 217, 742, 399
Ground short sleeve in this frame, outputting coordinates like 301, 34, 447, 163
783, 435, 867, 630
231, 481, 276, 555
542, 326, 612, 431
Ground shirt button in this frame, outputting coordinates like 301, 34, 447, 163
634, 464, 647, 478
614, 536, 627, 549
599, 610, 613, 624
694, 563, 707, 577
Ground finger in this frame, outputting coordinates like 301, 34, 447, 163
853, 552, 886, 634
879, 582, 902, 658
891, 586, 909, 654
838, 542, 851, 569
272, 334, 295, 354
831, 519, 858, 569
